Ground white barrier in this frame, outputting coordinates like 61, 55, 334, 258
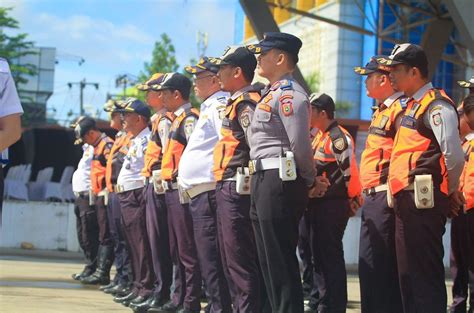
0, 200, 452, 267
1, 200, 80, 252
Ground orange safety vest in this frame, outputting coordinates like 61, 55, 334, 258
91, 134, 114, 195
360, 96, 407, 190
460, 137, 474, 211
213, 90, 260, 181
388, 88, 455, 196
106, 131, 131, 192
312, 121, 361, 199
141, 112, 174, 177
161, 107, 199, 181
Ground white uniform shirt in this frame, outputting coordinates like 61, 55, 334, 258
72, 144, 93, 193
117, 127, 151, 185
0, 58, 23, 165
178, 90, 229, 189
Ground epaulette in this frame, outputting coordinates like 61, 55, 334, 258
279, 79, 293, 90
399, 97, 409, 109
217, 96, 227, 104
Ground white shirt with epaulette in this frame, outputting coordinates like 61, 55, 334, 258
72, 144, 94, 193
117, 127, 151, 185
179, 90, 229, 190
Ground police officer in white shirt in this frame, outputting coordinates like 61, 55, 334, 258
180, 58, 232, 312
114, 98, 156, 307
70, 142, 99, 282
0, 58, 23, 223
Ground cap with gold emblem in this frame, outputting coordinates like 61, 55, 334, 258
136, 73, 166, 91
457, 76, 474, 89
184, 57, 219, 74
354, 55, 392, 75
246, 32, 302, 63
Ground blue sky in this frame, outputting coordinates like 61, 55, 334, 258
5, 0, 240, 124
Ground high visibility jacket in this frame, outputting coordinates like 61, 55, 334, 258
213, 90, 260, 181
312, 121, 361, 199
388, 88, 455, 196
91, 133, 114, 194
141, 112, 173, 177
106, 131, 131, 192
360, 95, 407, 189
460, 137, 474, 211
161, 107, 199, 181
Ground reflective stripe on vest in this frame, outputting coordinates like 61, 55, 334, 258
360, 96, 406, 189
91, 135, 114, 194
460, 139, 474, 210
161, 107, 199, 181
213, 91, 260, 181
141, 113, 173, 177
106, 132, 131, 192
388, 88, 455, 196
312, 122, 361, 199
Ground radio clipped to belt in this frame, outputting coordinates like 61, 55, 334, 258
236, 166, 251, 195
279, 151, 297, 181
152, 170, 166, 195
177, 177, 190, 205
88, 189, 96, 206
414, 174, 434, 209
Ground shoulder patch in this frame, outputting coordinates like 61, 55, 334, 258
432, 111, 442, 126
328, 126, 348, 153
279, 94, 294, 116
216, 105, 226, 120
279, 79, 293, 90
333, 138, 346, 151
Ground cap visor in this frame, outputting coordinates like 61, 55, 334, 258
74, 138, 83, 145
184, 65, 206, 74
375, 56, 402, 66
246, 43, 272, 54
353, 66, 373, 75
458, 80, 473, 88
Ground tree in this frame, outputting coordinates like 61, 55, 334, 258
139, 33, 179, 82
0, 7, 37, 86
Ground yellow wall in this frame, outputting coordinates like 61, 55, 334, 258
296, 0, 315, 11
273, 0, 292, 24
244, 17, 254, 40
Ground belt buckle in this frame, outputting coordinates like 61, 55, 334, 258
248, 161, 255, 175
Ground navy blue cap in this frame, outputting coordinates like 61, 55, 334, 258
458, 76, 474, 88
117, 97, 151, 119
376, 43, 428, 71
184, 57, 219, 74
247, 32, 302, 63
354, 55, 392, 75
136, 73, 166, 91
309, 93, 335, 113
153, 73, 192, 99
72, 116, 96, 145
209, 46, 257, 75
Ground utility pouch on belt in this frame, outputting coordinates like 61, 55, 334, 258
279, 151, 297, 181
177, 178, 190, 205
103, 189, 109, 206
387, 187, 395, 209
236, 167, 251, 195
88, 189, 95, 206
152, 170, 165, 195
414, 174, 434, 209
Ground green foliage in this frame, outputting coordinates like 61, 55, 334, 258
304, 71, 320, 94
181, 57, 200, 108
139, 33, 179, 82
0, 7, 37, 86
335, 101, 353, 117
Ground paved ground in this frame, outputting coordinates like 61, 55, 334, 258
0, 249, 454, 313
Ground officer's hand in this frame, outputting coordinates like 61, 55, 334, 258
448, 191, 465, 218
348, 195, 363, 217
308, 176, 330, 198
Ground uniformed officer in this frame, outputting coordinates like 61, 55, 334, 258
113, 98, 156, 307
354, 56, 404, 313
379, 43, 465, 313
127, 73, 174, 313
0, 58, 23, 225
70, 140, 98, 281
72, 116, 115, 285
209, 46, 262, 312
449, 95, 474, 313
307, 93, 362, 313
100, 100, 133, 297
246, 32, 326, 313
180, 58, 232, 313
152, 73, 202, 313
457, 76, 474, 96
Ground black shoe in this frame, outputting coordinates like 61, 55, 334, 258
148, 300, 182, 312
100, 282, 115, 291
113, 291, 136, 304
71, 268, 94, 281
81, 245, 114, 285
104, 283, 126, 295
130, 296, 155, 312
129, 296, 147, 308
